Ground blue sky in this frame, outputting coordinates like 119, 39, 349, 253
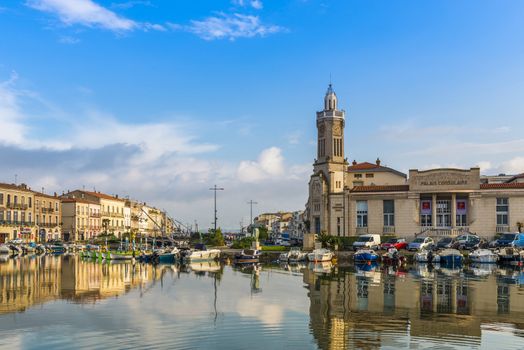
0, 0, 523, 230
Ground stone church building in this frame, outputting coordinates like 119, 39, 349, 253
304, 85, 524, 248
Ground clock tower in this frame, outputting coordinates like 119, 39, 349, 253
305, 84, 348, 248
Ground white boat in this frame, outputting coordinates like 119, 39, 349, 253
469, 249, 498, 263
183, 247, 220, 262
109, 252, 134, 261
288, 247, 307, 262
307, 248, 333, 262
0, 245, 10, 255
414, 249, 440, 263
278, 251, 290, 262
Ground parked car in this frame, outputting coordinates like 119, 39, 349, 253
493, 233, 519, 248
352, 234, 381, 250
408, 237, 434, 251
453, 234, 482, 250
380, 238, 408, 250
509, 233, 524, 248
436, 237, 455, 250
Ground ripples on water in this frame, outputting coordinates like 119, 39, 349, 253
0, 255, 523, 349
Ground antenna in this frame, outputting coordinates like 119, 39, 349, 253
14, 174, 18, 185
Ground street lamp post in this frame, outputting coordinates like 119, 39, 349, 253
247, 200, 258, 226
209, 185, 224, 233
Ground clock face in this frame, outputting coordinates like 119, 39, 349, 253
333, 124, 342, 136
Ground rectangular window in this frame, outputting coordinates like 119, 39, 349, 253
315, 217, 321, 234
0, 210, 3, 222
420, 199, 432, 227
437, 200, 451, 227
366, 173, 374, 178
13, 211, 18, 223
28, 212, 32, 224
21, 212, 25, 224
383, 200, 395, 226
0, 193, 3, 205
28, 197, 32, 208
7, 211, 11, 222
496, 198, 509, 225
354, 174, 362, 178
356, 200, 368, 227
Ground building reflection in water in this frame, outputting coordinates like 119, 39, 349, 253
0, 255, 169, 314
304, 263, 524, 350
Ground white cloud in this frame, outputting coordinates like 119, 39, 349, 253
232, 0, 263, 10
499, 157, 524, 175
0, 72, 29, 145
250, 0, 263, 10
111, 1, 152, 10
185, 13, 283, 41
26, 0, 138, 31
237, 147, 285, 183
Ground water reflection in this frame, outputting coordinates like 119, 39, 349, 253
0, 256, 523, 349
303, 263, 524, 349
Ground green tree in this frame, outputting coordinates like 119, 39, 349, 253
257, 226, 269, 241
206, 228, 225, 247
318, 233, 331, 248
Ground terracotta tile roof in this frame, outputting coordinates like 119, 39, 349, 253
347, 161, 407, 178
351, 185, 410, 193
480, 183, 524, 189
76, 190, 125, 202
61, 198, 98, 205
347, 162, 379, 170
0, 183, 32, 192
33, 191, 59, 199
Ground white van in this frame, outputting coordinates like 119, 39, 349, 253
352, 234, 381, 250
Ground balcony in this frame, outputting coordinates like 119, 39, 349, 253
383, 226, 395, 234
90, 213, 101, 218
40, 223, 59, 228
42, 207, 55, 214
496, 225, 510, 234
417, 227, 470, 238
6, 203, 29, 210
110, 212, 124, 218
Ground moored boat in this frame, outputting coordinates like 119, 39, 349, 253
307, 248, 333, 262
439, 249, 463, 266
496, 247, 524, 265
414, 249, 441, 263
354, 249, 379, 263
469, 249, 498, 264
381, 248, 406, 265
153, 247, 180, 263
288, 247, 307, 262
234, 249, 261, 263
0, 244, 10, 255
182, 244, 220, 262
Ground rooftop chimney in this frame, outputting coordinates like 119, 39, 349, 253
376, 158, 381, 166
352, 160, 357, 166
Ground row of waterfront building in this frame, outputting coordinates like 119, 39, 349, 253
0, 183, 175, 243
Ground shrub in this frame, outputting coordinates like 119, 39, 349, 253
231, 237, 255, 249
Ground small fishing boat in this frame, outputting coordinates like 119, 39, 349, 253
182, 244, 220, 262
381, 248, 406, 265
153, 247, 180, 263
9, 244, 22, 255
109, 252, 134, 261
307, 248, 333, 262
439, 249, 463, 266
353, 249, 379, 263
234, 249, 261, 264
496, 247, 524, 265
414, 249, 441, 263
288, 247, 307, 263
469, 249, 498, 264
278, 251, 290, 262
0, 245, 10, 255
46, 241, 66, 254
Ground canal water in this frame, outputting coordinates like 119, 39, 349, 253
0, 255, 523, 349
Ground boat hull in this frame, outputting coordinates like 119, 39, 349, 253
440, 255, 463, 266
